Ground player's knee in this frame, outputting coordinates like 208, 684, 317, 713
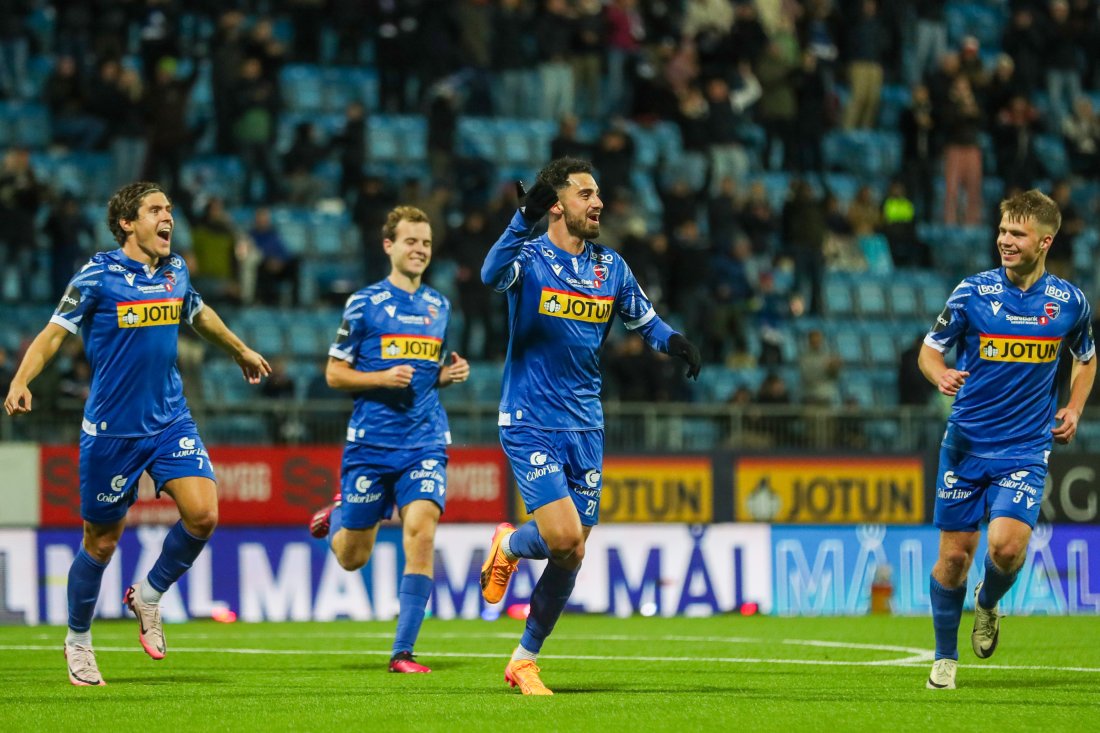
184, 506, 218, 539
336, 552, 367, 571
545, 531, 584, 563
84, 537, 119, 564
936, 549, 972, 585
988, 542, 1025, 572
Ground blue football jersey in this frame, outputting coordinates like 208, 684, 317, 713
482, 211, 675, 430
50, 249, 203, 437
329, 279, 452, 449
924, 268, 1094, 459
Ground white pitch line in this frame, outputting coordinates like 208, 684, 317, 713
4, 642, 1100, 673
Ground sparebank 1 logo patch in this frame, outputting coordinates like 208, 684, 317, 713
116, 298, 183, 328
380, 334, 442, 361
538, 288, 614, 323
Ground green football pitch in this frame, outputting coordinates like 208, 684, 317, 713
2, 614, 1098, 732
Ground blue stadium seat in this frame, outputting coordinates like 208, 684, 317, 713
854, 279, 888, 316
1034, 135, 1069, 180
280, 65, 324, 112
889, 278, 920, 318
823, 278, 854, 315
859, 234, 894, 275
835, 330, 866, 364
864, 324, 899, 366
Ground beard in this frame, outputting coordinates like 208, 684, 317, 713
564, 209, 600, 240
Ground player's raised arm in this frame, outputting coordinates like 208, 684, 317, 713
190, 305, 271, 383
481, 180, 558, 290
3, 322, 71, 415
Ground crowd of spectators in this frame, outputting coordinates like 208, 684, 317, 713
2, 0, 1100, 427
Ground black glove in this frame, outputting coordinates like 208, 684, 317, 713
516, 179, 558, 224
669, 333, 701, 380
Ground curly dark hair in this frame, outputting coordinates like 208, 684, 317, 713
106, 181, 167, 244
535, 157, 594, 192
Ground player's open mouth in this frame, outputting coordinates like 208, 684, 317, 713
157, 227, 172, 243
587, 213, 600, 222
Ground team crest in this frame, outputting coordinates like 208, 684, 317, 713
1044, 302, 1060, 319
427, 304, 439, 318
593, 264, 609, 281
164, 270, 176, 291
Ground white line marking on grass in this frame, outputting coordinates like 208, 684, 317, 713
5, 641, 1098, 673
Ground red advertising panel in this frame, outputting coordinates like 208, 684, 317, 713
39, 445, 507, 526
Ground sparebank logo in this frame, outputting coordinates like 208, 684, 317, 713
355, 476, 373, 493
110, 475, 127, 492
179, 436, 196, 450
538, 288, 614, 323
530, 452, 548, 466
585, 469, 601, 488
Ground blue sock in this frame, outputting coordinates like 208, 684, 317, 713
519, 561, 578, 654
508, 520, 551, 560
978, 554, 1018, 610
930, 575, 967, 661
327, 504, 344, 551
393, 573, 433, 655
68, 548, 108, 633
146, 520, 209, 594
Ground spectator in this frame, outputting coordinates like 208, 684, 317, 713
190, 197, 241, 304
536, 0, 576, 121
958, 36, 989, 100
282, 122, 327, 206
331, 0, 368, 64
571, 0, 604, 119
881, 180, 925, 268
592, 123, 636, 204
798, 328, 841, 406
1045, 0, 1083, 130
210, 10, 246, 154
754, 369, 796, 445
900, 83, 937, 221
45, 55, 105, 150
941, 76, 983, 225
993, 94, 1040, 191
756, 39, 799, 171
847, 184, 882, 238
704, 237, 757, 364
605, 0, 645, 117
250, 207, 300, 307
0, 147, 42, 299
1063, 96, 1100, 178
754, 271, 792, 366
492, 0, 535, 117
703, 67, 760, 196
781, 179, 827, 315
739, 180, 778, 256
897, 334, 935, 406
1002, 8, 1045, 94
0, 1, 30, 100
43, 193, 94, 298
707, 176, 741, 253
1047, 180, 1083, 280
427, 84, 459, 187
233, 57, 280, 204
793, 50, 829, 183
604, 335, 678, 402
910, 0, 947, 86
332, 102, 367, 202
842, 0, 886, 129
143, 56, 198, 197
550, 115, 593, 160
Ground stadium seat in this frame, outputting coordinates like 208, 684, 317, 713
1034, 135, 1069, 180
280, 65, 324, 112
835, 330, 866, 364
823, 278, 854, 315
889, 278, 920, 318
854, 279, 888, 317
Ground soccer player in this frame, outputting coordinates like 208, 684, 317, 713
3, 182, 271, 686
919, 189, 1095, 690
479, 157, 701, 695
308, 205, 469, 674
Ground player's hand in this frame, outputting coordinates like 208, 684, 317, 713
1053, 406, 1081, 444
669, 333, 702, 380
235, 349, 272, 384
516, 179, 558, 224
382, 364, 415, 388
439, 352, 470, 387
936, 368, 969, 396
4, 383, 32, 416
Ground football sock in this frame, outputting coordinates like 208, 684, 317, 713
930, 575, 966, 661
140, 580, 163, 604
327, 504, 344, 550
511, 645, 538, 663
977, 554, 1019, 609
66, 629, 92, 647
146, 520, 209, 596
519, 561, 578, 654
393, 573, 433, 655
506, 520, 551, 560
67, 547, 108, 633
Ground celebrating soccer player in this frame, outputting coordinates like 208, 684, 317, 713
478, 157, 701, 695
919, 189, 1095, 690
4, 182, 272, 686
308, 205, 468, 674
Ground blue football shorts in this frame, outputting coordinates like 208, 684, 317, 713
933, 444, 1047, 532
500, 425, 604, 526
339, 443, 447, 530
79, 417, 216, 524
